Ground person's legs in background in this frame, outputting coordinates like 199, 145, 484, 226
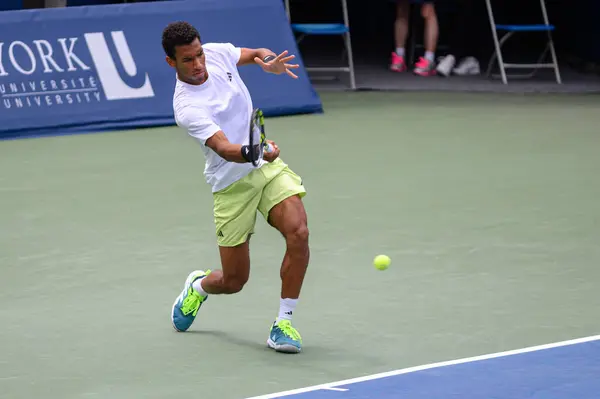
390, 0, 438, 75
390, 0, 410, 72
413, 1, 439, 76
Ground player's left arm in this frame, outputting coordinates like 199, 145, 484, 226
238, 48, 300, 78
238, 48, 276, 66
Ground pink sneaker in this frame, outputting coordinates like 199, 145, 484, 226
390, 52, 407, 72
414, 57, 437, 76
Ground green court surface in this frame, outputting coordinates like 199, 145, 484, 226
1, 92, 599, 399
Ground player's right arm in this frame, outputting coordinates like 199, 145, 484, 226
205, 131, 253, 163
177, 104, 255, 163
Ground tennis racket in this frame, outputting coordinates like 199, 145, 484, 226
248, 108, 273, 166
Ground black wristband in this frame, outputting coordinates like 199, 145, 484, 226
263, 55, 276, 62
241, 145, 260, 162
241, 145, 253, 162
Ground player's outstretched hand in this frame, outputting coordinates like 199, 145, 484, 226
263, 140, 280, 162
255, 50, 299, 79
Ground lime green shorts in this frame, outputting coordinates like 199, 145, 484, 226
213, 158, 306, 247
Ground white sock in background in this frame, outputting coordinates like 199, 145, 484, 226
425, 51, 435, 62
395, 47, 405, 57
277, 298, 298, 322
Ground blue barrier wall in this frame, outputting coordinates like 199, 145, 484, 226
66, 0, 121, 6
0, 0, 322, 139
0, 0, 23, 11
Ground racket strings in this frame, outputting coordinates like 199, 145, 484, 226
249, 108, 266, 166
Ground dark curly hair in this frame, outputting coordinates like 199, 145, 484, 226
162, 21, 201, 60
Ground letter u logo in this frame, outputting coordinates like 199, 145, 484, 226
84, 31, 154, 100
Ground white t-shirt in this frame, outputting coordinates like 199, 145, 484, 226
173, 42, 265, 192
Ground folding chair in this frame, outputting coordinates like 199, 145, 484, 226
485, 0, 561, 84
284, 0, 356, 90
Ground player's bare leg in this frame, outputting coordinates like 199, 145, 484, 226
265, 194, 309, 353
269, 195, 309, 299
171, 240, 250, 332
200, 242, 251, 294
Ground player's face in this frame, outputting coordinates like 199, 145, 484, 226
168, 38, 207, 85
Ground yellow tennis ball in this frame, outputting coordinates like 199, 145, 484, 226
373, 255, 391, 270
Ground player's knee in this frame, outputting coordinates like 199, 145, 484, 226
223, 275, 248, 294
287, 223, 309, 248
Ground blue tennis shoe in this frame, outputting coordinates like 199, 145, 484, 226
267, 319, 302, 353
171, 270, 210, 332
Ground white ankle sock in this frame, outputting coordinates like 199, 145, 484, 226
395, 47, 405, 57
425, 51, 435, 61
192, 278, 208, 297
277, 298, 298, 322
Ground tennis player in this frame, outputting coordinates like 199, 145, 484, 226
162, 21, 309, 353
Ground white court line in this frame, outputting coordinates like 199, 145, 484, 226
244, 334, 600, 399
323, 388, 348, 392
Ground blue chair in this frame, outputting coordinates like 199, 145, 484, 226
284, 0, 356, 90
485, 0, 561, 84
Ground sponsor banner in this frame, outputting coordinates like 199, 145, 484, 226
0, 0, 322, 139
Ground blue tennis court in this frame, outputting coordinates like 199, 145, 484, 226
247, 335, 600, 399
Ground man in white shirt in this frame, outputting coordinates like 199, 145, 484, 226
162, 21, 308, 353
